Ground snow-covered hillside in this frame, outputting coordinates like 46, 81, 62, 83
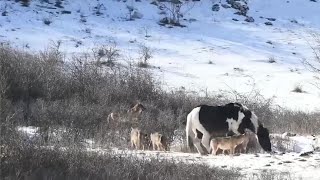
1, 0, 320, 112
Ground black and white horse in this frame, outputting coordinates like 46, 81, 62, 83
186, 103, 271, 155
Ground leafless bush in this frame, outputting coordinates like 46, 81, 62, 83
126, 5, 135, 21
0, 142, 241, 180
303, 32, 320, 90
92, 41, 120, 67
292, 84, 304, 93
157, 0, 195, 26
270, 135, 294, 153
94, 3, 105, 16
268, 56, 276, 63
1, 44, 319, 152
137, 44, 152, 68
250, 170, 293, 180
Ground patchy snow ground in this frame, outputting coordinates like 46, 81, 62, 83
96, 147, 320, 180
17, 126, 320, 179
1, 0, 320, 112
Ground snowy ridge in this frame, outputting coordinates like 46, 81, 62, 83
0, 0, 320, 111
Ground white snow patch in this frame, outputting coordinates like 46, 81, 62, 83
1, 0, 320, 112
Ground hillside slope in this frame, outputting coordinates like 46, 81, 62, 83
1, 0, 320, 111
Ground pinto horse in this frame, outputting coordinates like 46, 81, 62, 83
186, 103, 271, 155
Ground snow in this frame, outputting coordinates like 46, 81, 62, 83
4, 0, 320, 176
16, 126, 39, 137
1, 0, 320, 112
16, 126, 320, 179
86, 147, 320, 180
271, 133, 318, 154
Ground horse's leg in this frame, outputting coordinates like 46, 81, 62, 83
201, 132, 211, 154
192, 136, 206, 155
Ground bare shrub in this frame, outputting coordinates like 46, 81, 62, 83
92, 41, 120, 67
1, 43, 319, 153
142, 26, 151, 38
157, 0, 195, 26
251, 170, 293, 180
43, 18, 52, 25
126, 5, 135, 21
292, 84, 304, 93
302, 32, 320, 90
268, 56, 276, 63
137, 44, 152, 68
94, 3, 105, 16
0, 143, 241, 180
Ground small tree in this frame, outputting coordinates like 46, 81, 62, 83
157, 0, 195, 26
126, 5, 135, 21
138, 44, 153, 68
302, 32, 320, 89
92, 41, 120, 67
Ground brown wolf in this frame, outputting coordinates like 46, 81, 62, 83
150, 132, 168, 151
130, 127, 148, 150
128, 102, 146, 121
210, 133, 249, 156
107, 112, 120, 123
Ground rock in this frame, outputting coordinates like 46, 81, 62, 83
291, 19, 298, 23
188, 18, 197, 22
232, 18, 239, 21
159, 17, 169, 25
283, 160, 293, 163
287, 132, 296, 137
299, 151, 313, 157
61, 10, 71, 14
310, 0, 317, 2
266, 41, 273, 45
227, 0, 249, 16
298, 158, 307, 161
221, 4, 231, 8
132, 11, 143, 19
245, 16, 254, 22
282, 132, 296, 137
266, 17, 276, 21
212, 4, 220, 11
150, 1, 158, 6
2, 11, 8, 16
54, 1, 64, 8
265, 22, 273, 26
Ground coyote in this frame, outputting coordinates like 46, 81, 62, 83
210, 133, 249, 156
150, 132, 168, 151
130, 127, 149, 150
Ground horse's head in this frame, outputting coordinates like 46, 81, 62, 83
225, 103, 271, 152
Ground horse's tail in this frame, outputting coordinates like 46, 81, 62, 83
186, 112, 194, 151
